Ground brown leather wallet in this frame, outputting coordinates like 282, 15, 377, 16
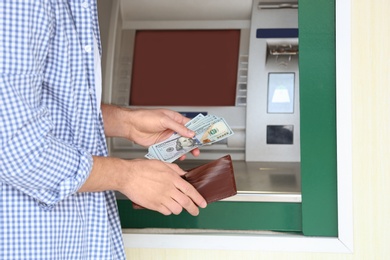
132, 154, 237, 209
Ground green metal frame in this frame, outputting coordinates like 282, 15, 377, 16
119, 201, 302, 231
117, 0, 338, 237
299, 0, 338, 236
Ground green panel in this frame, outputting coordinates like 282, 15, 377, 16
299, 0, 338, 236
118, 200, 302, 232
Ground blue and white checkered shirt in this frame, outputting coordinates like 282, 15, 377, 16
0, 1, 125, 259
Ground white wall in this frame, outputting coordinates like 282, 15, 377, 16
124, 0, 390, 259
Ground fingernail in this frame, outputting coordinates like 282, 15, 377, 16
188, 129, 195, 137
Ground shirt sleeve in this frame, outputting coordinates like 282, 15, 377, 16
0, 2, 93, 208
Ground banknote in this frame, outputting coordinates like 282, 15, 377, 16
199, 118, 234, 144
149, 136, 202, 162
145, 114, 206, 160
184, 113, 205, 129
145, 114, 234, 162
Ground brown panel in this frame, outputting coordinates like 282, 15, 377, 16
130, 30, 240, 106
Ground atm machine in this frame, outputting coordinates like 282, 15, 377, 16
100, 0, 302, 231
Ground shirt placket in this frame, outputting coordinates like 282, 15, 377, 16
80, 0, 98, 116
64, 0, 100, 155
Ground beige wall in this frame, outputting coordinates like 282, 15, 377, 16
124, 1, 390, 259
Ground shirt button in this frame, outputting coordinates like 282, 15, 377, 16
81, 1, 89, 8
84, 45, 92, 53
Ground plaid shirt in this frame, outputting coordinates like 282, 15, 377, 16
0, 0, 125, 259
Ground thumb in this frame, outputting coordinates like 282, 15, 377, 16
163, 118, 195, 138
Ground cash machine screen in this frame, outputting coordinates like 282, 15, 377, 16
129, 30, 240, 106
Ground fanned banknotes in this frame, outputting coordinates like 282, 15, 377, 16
145, 114, 234, 162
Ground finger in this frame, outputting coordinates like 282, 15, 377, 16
161, 115, 195, 138
170, 189, 200, 216
174, 124, 195, 138
178, 148, 200, 161
178, 154, 187, 161
156, 204, 173, 216
182, 117, 191, 125
162, 199, 183, 215
174, 178, 207, 210
190, 148, 200, 157
166, 164, 207, 210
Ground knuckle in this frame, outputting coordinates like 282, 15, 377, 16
172, 206, 183, 215
180, 182, 193, 194
181, 196, 192, 207
159, 206, 172, 216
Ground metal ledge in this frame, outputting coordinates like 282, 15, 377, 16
181, 160, 301, 203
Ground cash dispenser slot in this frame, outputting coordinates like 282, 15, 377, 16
258, 2, 298, 9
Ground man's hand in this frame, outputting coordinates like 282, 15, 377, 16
101, 104, 200, 159
122, 108, 193, 147
119, 159, 207, 215
79, 157, 207, 216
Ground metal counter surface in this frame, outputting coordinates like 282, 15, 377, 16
117, 160, 301, 203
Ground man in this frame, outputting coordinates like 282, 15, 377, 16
0, 1, 206, 259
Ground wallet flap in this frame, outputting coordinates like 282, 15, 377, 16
183, 154, 237, 204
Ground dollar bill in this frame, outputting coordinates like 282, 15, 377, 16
184, 113, 205, 129
199, 117, 234, 144
145, 114, 234, 162
149, 136, 202, 162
